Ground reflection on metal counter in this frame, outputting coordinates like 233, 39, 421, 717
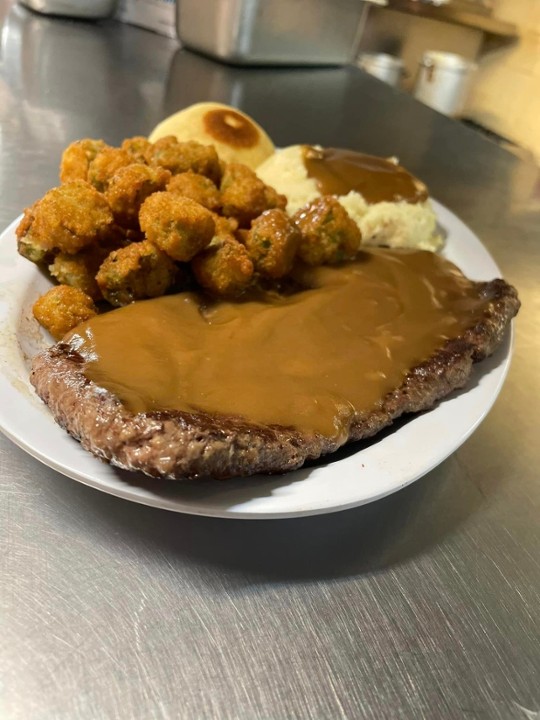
161, 48, 355, 145
18, 0, 118, 19
115, 0, 177, 38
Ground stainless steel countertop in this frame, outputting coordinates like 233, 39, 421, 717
1, 3, 539, 718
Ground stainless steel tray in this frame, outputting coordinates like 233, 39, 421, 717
176, 0, 368, 66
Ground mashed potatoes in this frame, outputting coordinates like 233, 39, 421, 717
256, 145, 443, 252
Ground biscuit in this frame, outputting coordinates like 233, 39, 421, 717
149, 102, 275, 169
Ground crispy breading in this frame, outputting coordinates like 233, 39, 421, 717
146, 136, 222, 184
105, 164, 171, 228
60, 139, 107, 183
48, 247, 110, 300
96, 239, 177, 307
220, 162, 285, 227
293, 196, 362, 265
87, 147, 132, 192
167, 171, 221, 212
245, 209, 300, 279
139, 192, 215, 262
33, 285, 97, 340
16, 181, 114, 256
121, 136, 152, 164
192, 236, 254, 297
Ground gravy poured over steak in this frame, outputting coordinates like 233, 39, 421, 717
30, 249, 520, 480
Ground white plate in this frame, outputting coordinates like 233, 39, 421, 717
0, 201, 514, 519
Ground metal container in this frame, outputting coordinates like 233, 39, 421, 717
356, 53, 405, 87
176, 0, 368, 66
18, 0, 118, 19
414, 51, 477, 117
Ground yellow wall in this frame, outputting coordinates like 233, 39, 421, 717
465, 0, 540, 160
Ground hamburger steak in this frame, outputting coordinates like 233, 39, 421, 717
30, 276, 519, 481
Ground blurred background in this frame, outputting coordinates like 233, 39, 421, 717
352, 0, 539, 164
13, 0, 540, 164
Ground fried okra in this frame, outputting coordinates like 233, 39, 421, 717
167, 171, 221, 212
214, 214, 239, 236
33, 285, 97, 340
105, 164, 171, 228
146, 137, 222, 185
96, 239, 176, 307
139, 192, 215, 262
87, 147, 132, 192
16, 207, 53, 264
244, 209, 301, 279
220, 162, 286, 227
121, 136, 152, 164
192, 237, 254, 298
293, 196, 362, 265
16, 181, 114, 257
48, 247, 111, 300
59, 139, 107, 184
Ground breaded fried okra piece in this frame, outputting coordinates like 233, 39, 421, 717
244, 209, 301, 279
48, 246, 111, 300
213, 214, 239, 236
60, 139, 107, 184
103, 224, 145, 250
33, 285, 97, 340
263, 184, 287, 213
87, 147, 132, 192
293, 196, 362, 266
16, 181, 114, 257
192, 237, 254, 298
146, 136, 222, 185
96, 239, 176, 307
15, 207, 53, 264
167, 171, 221, 212
220, 162, 286, 228
139, 192, 215, 262
105, 163, 171, 228
121, 136, 152, 164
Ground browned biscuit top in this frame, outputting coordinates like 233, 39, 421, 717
203, 108, 260, 149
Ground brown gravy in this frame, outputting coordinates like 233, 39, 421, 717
302, 146, 428, 205
67, 249, 486, 440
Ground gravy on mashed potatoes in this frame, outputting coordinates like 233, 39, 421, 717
256, 144, 443, 252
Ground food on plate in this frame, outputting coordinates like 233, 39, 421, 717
95, 239, 177, 307
220, 162, 286, 227
146, 136, 222, 184
30, 251, 519, 479
192, 234, 254, 297
167, 171, 221, 212
293, 196, 362, 266
17, 132, 290, 329
105, 163, 171, 228
256, 144, 442, 252
87, 147, 133, 193
16, 181, 114, 258
60, 139, 107, 184
32, 285, 98, 341
14, 112, 520, 482
148, 102, 275, 169
121, 136, 152, 163
139, 192, 216, 262
244, 209, 301, 280
49, 247, 109, 301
